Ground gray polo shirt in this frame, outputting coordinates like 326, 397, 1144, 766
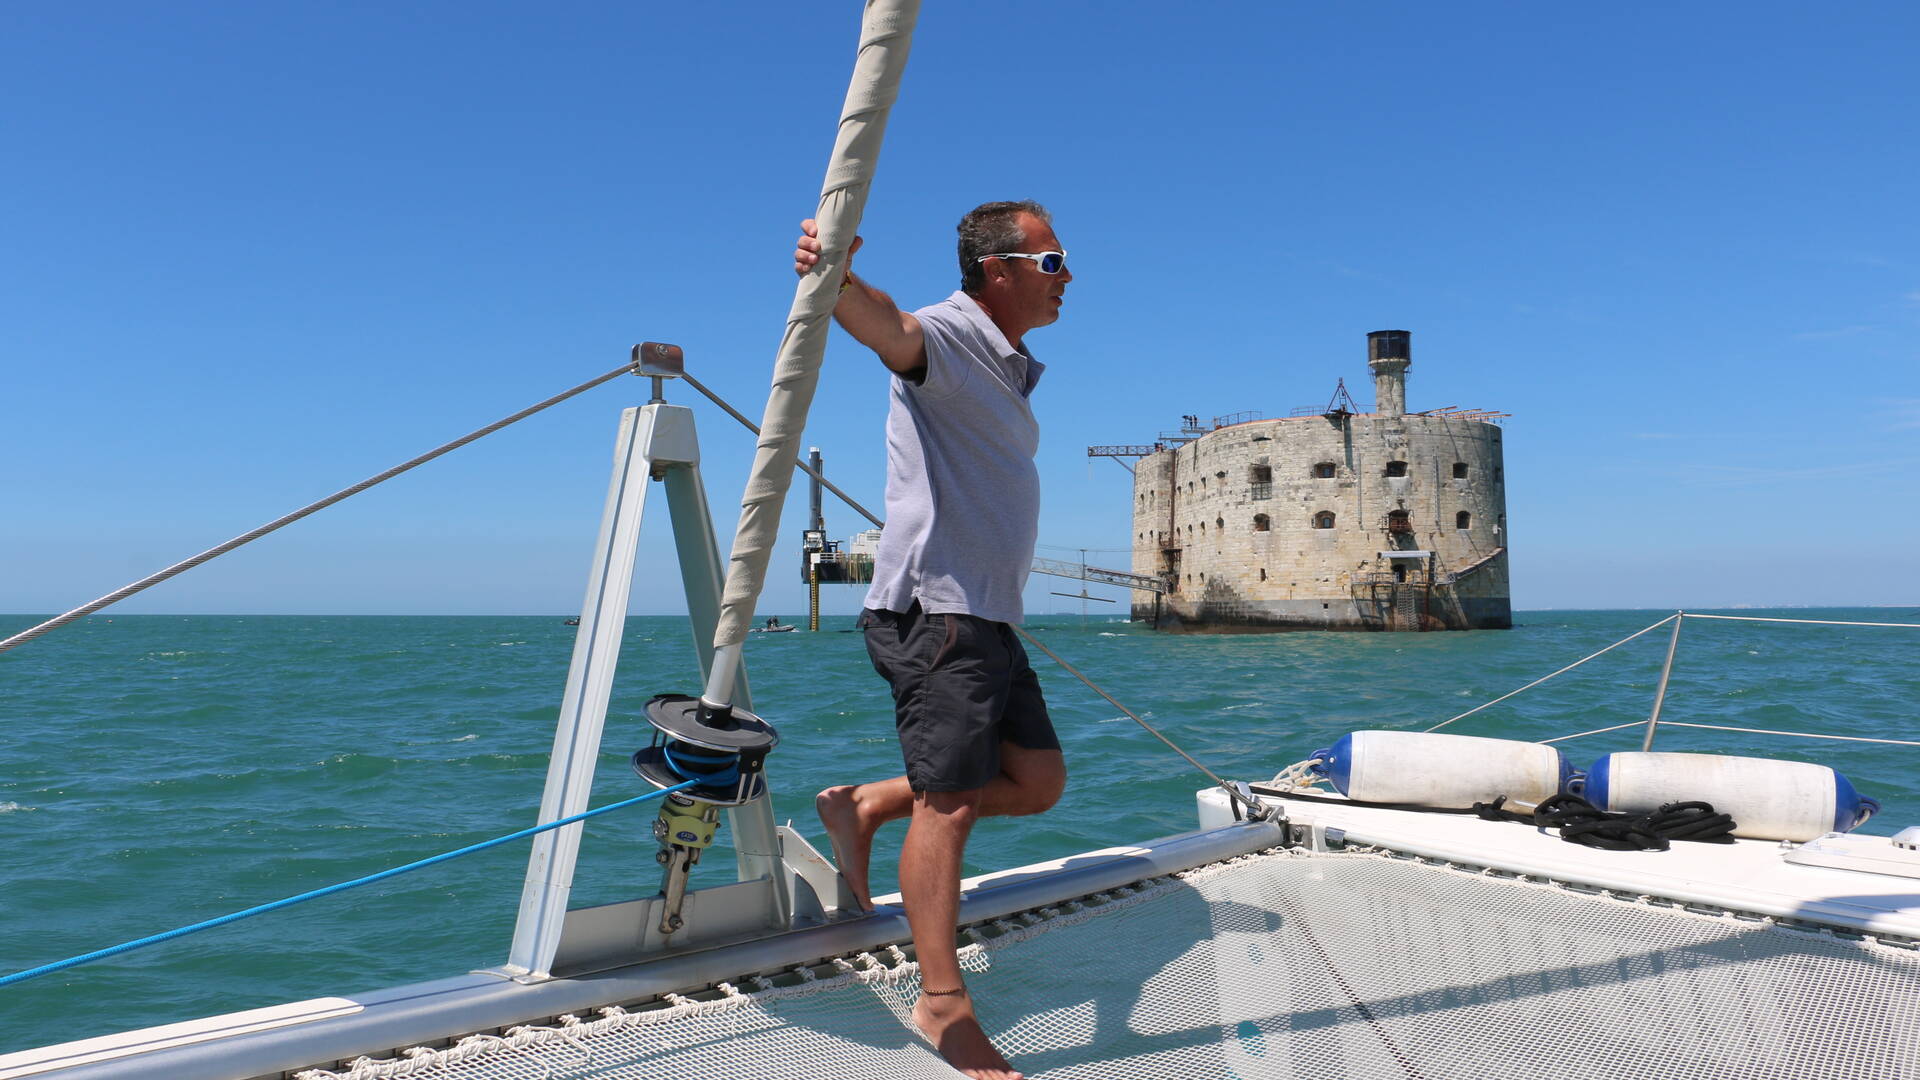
863, 291, 1044, 624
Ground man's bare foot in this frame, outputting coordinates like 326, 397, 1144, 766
815, 785, 876, 911
913, 990, 1022, 1080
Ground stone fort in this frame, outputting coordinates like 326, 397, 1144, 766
1115, 331, 1511, 631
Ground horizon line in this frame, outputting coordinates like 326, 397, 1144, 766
5, 605, 1915, 619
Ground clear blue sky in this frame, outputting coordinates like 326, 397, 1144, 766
5, 2, 1916, 616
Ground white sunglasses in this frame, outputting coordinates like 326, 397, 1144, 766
975, 250, 1068, 274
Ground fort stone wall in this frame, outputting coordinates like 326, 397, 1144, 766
1125, 332, 1510, 631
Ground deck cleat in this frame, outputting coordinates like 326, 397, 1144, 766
632, 693, 779, 934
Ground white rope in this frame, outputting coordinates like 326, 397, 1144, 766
1658, 721, 1920, 748
1267, 757, 1329, 789
0, 361, 642, 654
1682, 613, 1920, 630
1536, 718, 1658, 745
1540, 717, 1920, 749
1424, 614, 1679, 732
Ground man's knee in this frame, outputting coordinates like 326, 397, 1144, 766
1004, 750, 1065, 816
1026, 761, 1066, 814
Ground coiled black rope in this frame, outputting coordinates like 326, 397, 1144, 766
1248, 785, 1739, 851
1475, 794, 1736, 851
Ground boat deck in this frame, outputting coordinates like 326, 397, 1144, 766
1209, 788, 1920, 939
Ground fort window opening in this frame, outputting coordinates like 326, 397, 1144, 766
1260, 568, 1267, 581
1385, 460, 1409, 478
1312, 462, 1336, 479
1387, 509, 1412, 534
1253, 514, 1270, 532
1250, 464, 1272, 500
1215, 516, 1225, 531
1452, 462, 1469, 479
1456, 511, 1472, 530
1313, 511, 1336, 529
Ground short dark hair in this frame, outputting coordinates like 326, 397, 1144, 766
957, 200, 1051, 295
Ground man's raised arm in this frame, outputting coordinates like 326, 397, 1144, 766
794, 218, 926, 379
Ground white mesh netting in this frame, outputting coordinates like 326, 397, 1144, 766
301, 849, 1920, 1079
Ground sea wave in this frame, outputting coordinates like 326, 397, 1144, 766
5, 609, 1916, 1053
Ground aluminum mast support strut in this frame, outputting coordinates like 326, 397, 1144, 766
504, 349, 774, 982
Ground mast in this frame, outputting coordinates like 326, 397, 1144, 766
702, 0, 920, 711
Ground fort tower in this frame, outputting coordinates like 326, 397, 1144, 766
1107, 331, 1511, 632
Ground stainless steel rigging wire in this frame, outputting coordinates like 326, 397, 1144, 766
1543, 719, 1920, 748
1439, 610, 1918, 748
1422, 614, 1681, 733
680, 371, 884, 530
1, 361, 645, 654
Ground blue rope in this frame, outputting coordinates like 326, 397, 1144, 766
0, 780, 697, 989
663, 744, 739, 786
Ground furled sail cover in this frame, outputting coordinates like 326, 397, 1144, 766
713, 0, 919, 650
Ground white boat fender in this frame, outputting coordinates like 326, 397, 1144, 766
1579, 752, 1879, 843
1309, 731, 1573, 810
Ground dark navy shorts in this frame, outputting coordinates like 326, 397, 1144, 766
859, 603, 1059, 792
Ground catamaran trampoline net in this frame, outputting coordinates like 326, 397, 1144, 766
301, 848, 1920, 1080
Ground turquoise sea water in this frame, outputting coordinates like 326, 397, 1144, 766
2, 609, 1916, 1053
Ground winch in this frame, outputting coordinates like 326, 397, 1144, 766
632, 693, 779, 935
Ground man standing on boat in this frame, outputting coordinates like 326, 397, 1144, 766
795, 201, 1070, 1080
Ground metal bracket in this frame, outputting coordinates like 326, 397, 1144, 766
1230, 781, 1273, 822
634, 341, 685, 404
